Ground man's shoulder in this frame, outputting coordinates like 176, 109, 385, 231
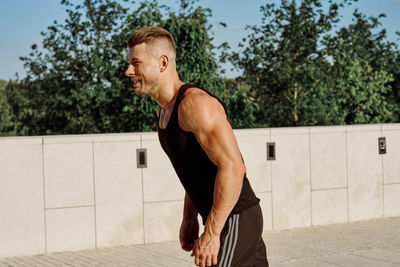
183, 87, 209, 98
179, 88, 221, 114
178, 87, 226, 132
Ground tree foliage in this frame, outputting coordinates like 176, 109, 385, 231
4, 0, 226, 135
228, 0, 399, 127
221, 79, 259, 128
314, 9, 399, 124
0, 87, 13, 136
0, 80, 9, 90
0, 80, 18, 135
2, 0, 399, 136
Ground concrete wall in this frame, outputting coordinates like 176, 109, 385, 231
0, 124, 399, 257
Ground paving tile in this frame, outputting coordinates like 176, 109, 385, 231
275, 258, 339, 267
0, 217, 399, 267
352, 248, 400, 264
320, 254, 400, 267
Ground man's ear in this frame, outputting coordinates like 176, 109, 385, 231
159, 55, 169, 72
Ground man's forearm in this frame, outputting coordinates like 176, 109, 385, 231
204, 165, 245, 236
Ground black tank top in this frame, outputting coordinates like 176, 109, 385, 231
157, 84, 259, 224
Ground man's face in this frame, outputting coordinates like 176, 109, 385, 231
125, 42, 160, 95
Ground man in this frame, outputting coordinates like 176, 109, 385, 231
125, 26, 268, 267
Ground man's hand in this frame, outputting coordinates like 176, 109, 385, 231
179, 218, 199, 252
191, 231, 220, 267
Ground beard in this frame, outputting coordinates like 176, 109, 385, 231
134, 76, 160, 96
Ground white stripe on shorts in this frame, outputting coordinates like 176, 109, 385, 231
218, 214, 240, 267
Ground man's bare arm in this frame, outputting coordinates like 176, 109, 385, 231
178, 89, 245, 266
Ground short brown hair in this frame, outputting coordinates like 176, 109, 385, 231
128, 26, 175, 53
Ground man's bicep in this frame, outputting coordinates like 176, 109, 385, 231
178, 93, 243, 167
195, 118, 243, 168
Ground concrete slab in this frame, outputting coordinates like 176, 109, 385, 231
0, 142, 45, 258
1, 217, 400, 266
275, 258, 339, 267
137, 241, 192, 263
347, 130, 383, 221
320, 253, 400, 267
46, 207, 96, 253
143, 201, 184, 244
94, 141, 144, 247
352, 248, 400, 264
141, 137, 185, 203
236, 131, 271, 192
44, 142, 94, 208
382, 129, 400, 184
312, 189, 348, 225
270, 131, 311, 230
310, 131, 347, 190
384, 184, 400, 217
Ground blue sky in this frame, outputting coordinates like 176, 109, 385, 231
1, 0, 400, 80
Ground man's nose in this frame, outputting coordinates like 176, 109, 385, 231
125, 65, 134, 77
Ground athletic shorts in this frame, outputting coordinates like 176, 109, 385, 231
214, 203, 269, 267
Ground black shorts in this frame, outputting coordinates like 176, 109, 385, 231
215, 204, 269, 267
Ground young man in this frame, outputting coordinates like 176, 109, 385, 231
125, 26, 268, 267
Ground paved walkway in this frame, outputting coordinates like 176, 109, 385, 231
1, 217, 400, 266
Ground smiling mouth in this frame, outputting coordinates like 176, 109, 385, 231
131, 78, 141, 86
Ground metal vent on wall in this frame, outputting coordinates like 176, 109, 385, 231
136, 148, 147, 168
378, 137, 386, 155
267, 142, 276, 161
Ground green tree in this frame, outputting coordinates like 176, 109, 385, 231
0, 80, 17, 135
221, 78, 259, 128
163, 1, 225, 96
0, 88, 12, 135
0, 79, 8, 90
390, 51, 400, 121
313, 9, 399, 124
305, 59, 395, 125
228, 0, 399, 127
228, 0, 348, 127
10, 0, 134, 135
8, 0, 227, 135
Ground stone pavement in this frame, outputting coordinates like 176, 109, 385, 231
1, 217, 400, 266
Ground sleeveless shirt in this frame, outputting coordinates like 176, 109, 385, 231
157, 84, 259, 224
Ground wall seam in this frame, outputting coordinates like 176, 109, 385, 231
312, 187, 348, 192
269, 128, 274, 231
141, 134, 146, 244
144, 200, 185, 204
89, 140, 141, 144
381, 124, 385, 218
345, 127, 350, 223
46, 205, 95, 210
41, 137, 48, 254
384, 182, 400, 186
309, 128, 313, 227
92, 142, 98, 248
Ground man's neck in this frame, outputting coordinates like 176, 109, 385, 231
153, 79, 185, 110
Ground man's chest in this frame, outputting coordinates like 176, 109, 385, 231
158, 107, 174, 129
